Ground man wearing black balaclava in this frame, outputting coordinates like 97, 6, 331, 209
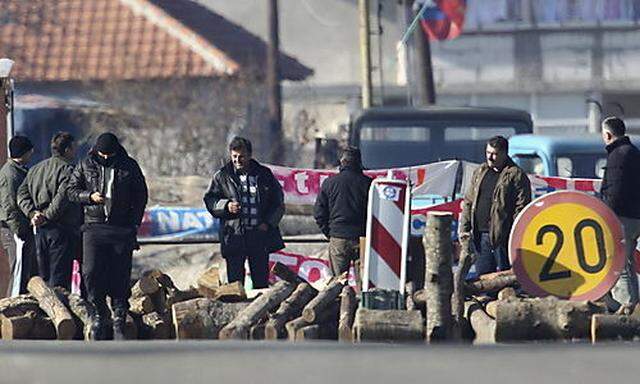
68, 132, 148, 340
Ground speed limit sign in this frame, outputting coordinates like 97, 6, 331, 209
509, 191, 625, 301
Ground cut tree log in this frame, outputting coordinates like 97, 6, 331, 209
294, 322, 338, 341
142, 312, 172, 339
338, 285, 357, 343
143, 270, 176, 290
302, 277, 346, 323
492, 297, 605, 342
131, 275, 160, 299
264, 282, 317, 340
219, 280, 295, 340
285, 301, 340, 341
196, 266, 221, 298
54, 288, 96, 340
468, 301, 497, 344
166, 287, 201, 308
27, 276, 75, 340
497, 287, 518, 301
423, 212, 454, 342
405, 282, 416, 311
0, 294, 41, 317
209, 282, 246, 302
452, 236, 475, 340
270, 262, 308, 286
172, 298, 249, 339
250, 323, 266, 340
1, 312, 34, 339
129, 295, 155, 315
353, 308, 423, 342
465, 270, 518, 294
591, 314, 640, 342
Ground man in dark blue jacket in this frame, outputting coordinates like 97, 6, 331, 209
601, 116, 640, 312
314, 147, 372, 276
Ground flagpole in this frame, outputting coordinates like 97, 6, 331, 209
399, 0, 431, 45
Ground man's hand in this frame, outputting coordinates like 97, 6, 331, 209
257, 223, 269, 232
90, 192, 105, 204
227, 200, 241, 214
459, 232, 471, 242
31, 211, 46, 227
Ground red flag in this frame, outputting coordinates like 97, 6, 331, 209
419, 0, 466, 41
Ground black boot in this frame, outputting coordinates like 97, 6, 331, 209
112, 299, 129, 341
90, 301, 111, 341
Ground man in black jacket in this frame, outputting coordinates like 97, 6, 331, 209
18, 132, 82, 290
0, 136, 36, 296
204, 137, 285, 289
68, 133, 148, 340
601, 117, 640, 312
314, 147, 372, 276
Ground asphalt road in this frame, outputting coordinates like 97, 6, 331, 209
1, 341, 639, 384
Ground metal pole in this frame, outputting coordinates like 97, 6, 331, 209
267, 0, 284, 163
359, 0, 373, 109
413, 6, 436, 106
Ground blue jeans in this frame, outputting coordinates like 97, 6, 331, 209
473, 232, 510, 276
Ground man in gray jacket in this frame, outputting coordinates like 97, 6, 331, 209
0, 136, 36, 295
18, 132, 82, 290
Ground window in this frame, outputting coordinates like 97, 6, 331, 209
360, 126, 430, 142
444, 127, 517, 141
595, 158, 607, 178
557, 157, 574, 178
514, 154, 544, 174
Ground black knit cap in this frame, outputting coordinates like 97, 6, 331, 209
9, 136, 33, 158
95, 132, 119, 155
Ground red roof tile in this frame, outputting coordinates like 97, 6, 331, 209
0, 0, 312, 82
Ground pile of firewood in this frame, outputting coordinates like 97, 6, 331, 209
1, 212, 639, 343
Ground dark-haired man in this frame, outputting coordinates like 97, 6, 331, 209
459, 135, 531, 275
0, 136, 36, 296
68, 132, 148, 340
204, 136, 285, 288
314, 147, 372, 276
18, 132, 82, 290
600, 116, 640, 312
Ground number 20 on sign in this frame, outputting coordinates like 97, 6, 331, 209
509, 191, 625, 301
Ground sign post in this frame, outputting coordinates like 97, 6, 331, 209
509, 191, 625, 301
362, 178, 411, 309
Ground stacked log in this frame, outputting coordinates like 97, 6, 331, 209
27, 277, 76, 340
353, 308, 423, 342
264, 282, 317, 340
423, 212, 453, 342
172, 298, 249, 339
219, 280, 295, 340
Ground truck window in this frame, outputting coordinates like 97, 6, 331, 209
360, 126, 431, 141
557, 155, 607, 178
513, 154, 543, 175
444, 127, 516, 141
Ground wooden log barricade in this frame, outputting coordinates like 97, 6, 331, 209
338, 286, 357, 342
353, 308, 423, 342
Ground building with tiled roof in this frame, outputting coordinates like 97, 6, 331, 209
0, 0, 312, 82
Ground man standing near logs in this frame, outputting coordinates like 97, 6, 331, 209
314, 147, 372, 277
17, 132, 81, 291
68, 132, 148, 340
0, 136, 36, 296
459, 136, 531, 276
600, 117, 640, 313
204, 137, 285, 289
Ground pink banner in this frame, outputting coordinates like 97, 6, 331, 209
268, 160, 459, 206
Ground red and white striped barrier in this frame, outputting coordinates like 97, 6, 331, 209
363, 178, 411, 294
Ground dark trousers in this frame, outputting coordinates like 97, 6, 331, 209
328, 237, 359, 276
473, 232, 510, 276
34, 223, 77, 290
0, 228, 37, 296
82, 225, 134, 315
224, 230, 270, 289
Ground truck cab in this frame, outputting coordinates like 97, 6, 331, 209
509, 134, 611, 178
350, 106, 533, 169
